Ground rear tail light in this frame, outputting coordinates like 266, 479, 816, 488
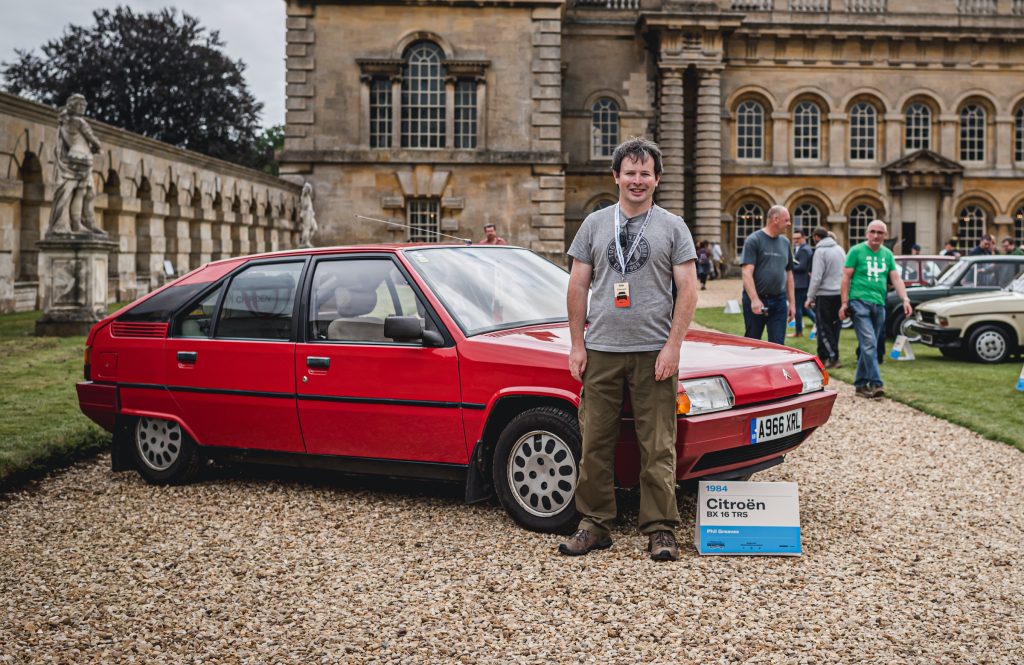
83, 346, 91, 381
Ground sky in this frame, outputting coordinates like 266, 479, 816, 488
0, 0, 287, 128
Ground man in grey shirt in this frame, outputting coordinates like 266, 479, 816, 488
740, 205, 795, 345
805, 226, 846, 368
562, 137, 698, 561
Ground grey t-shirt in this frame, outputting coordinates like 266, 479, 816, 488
568, 204, 696, 352
740, 229, 792, 298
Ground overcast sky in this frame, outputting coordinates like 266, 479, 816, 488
0, 1, 286, 128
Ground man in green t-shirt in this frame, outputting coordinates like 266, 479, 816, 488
838, 220, 912, 398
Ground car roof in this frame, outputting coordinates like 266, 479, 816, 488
894, 255, 952, 260
959, 254, 1024, 262
199, 242, 514, 266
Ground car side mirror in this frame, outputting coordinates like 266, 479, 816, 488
384, 315, 444, 347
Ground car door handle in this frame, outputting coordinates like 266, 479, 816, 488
177, 351, 197, 364
306, 356, 330, 369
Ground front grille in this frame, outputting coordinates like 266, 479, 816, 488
918, 311, 936, 325
110, 322, 168, 338
690, 429, 812, 473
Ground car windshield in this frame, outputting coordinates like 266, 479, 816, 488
406, 246, 569, 335
934, 260, 965, 286
1009, 272, 1024, 295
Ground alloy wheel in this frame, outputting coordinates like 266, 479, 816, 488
135, 417, 184, 471
974, 330, 1007, 363
506, 429, 578, 518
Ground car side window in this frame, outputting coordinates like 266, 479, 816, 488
922, 261, 943, 284
993, 262, 1019, 286
178, 285, 224, 338
902, 261, 919, 282
216, 262, 303, 340
309, 259, 429, 343
958, 265, 978, 287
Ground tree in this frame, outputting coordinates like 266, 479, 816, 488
253, 125, 284, 175
2, 7, 266, 168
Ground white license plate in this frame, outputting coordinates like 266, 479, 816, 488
920, 333, 933, 345
750, 409, 802, 444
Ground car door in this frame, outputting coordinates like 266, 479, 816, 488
164, 259, 306, 452
294, 255, 466, 464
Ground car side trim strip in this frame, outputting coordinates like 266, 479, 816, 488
117, 381, 487, 409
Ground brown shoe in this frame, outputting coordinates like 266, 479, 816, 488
558, 529, 612, 556
870, 384, 885, 398
855, 385, 874, 398
825, 359, 842, 369
648, 530, 679, 561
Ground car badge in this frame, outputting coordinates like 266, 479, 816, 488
783, 369, 791, 380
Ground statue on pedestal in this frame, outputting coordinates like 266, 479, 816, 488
46, 94, 107, 238
299, 182, 318, 248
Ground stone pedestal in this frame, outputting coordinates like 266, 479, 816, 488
35, 237, 117, 336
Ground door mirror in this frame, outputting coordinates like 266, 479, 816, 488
384, 315, 443, 347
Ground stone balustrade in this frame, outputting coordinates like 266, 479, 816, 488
845, 0, 886, 11
0, 92, 302, 313
957, 0, 996, 13
574, 0, 640, 9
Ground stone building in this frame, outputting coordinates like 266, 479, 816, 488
280, 0, 1024, 265
0, 92, 302, 313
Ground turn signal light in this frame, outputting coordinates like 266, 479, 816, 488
676, 391, 691, 415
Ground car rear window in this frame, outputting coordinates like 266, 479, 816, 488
117, 283, 210, 322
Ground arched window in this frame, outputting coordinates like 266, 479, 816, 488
401, 42, 446, 149
1015, 107, 1024, 162
848, 203, 876, 246
736, 100, 764, 160
735, 202, 765, 256
905, 103, 931, 152
957, 205, 987, 251
793, 101, 820, 160
793, 203, 821, 232
1015, 206, 1024, 246
959, 104, 986, 162
849, 102, 877, 161
591, 198, 615, 212
591, 98, 619, 159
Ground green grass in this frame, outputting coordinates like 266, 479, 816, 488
694, 307, 1024, 453
0, 310, 111, 488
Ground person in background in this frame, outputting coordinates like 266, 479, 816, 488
740, 205, 795, 345
790, 229, 815, 338
968, 234, 995, 256
480, 224, 507, 245
711, 241, 723, 279
939, 239, 961, 257
805, 226, 845, 369
1000, 237, 1024, 255
910, 243, 921, 255
839, 220, 912, 398
697, 241, 712, 290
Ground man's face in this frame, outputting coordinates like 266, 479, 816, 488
866, 223, 887, 250
614, 155, 660, 209
1002, 239, 1014, 254
767, 210, 791, 235
793, 231, 805, 246
981, 237, 994, 251
485, 226, 497, 240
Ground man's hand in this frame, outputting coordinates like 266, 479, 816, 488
655, 342, 680, 382
838, 303, 847, 320
902, 298, 913, 318
750, 298, 764, 315
787, 301, 796, 322
569, 344, 587, 382
805, 297, 815, 310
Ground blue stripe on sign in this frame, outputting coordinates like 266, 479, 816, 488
750, 418, 757, 444
699, 525, 801, 555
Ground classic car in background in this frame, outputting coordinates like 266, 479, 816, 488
77, 245, 836, 533
893, 255, 956, 288
884, 255, 1024, 339
908, 272, 1024, 363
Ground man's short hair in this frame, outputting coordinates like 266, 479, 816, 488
945, 239, 956, 247
611, 137, 663, 176
484, 224, 496, 231
812, 226, 829, 240
766, 204, 788, 223
1003, 236, 1018, 246
982, 233, 995, 243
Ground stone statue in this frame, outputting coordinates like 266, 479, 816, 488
299, 182, 318, 248
47, 94, 107, 238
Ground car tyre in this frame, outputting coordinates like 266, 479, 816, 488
968, 325, 1012, 364
898, 316, 921, 343
492, 406, 581, 534
131, 416, 203, 485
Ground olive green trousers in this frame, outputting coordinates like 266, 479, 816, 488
576, 349, 680, 537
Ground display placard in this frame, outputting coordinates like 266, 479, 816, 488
695, 481, 801, 556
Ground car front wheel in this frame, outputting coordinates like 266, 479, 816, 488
131, 416, 202, 484
492, 406, 581, 533
968, 325, 1012, 364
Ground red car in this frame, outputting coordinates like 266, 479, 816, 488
77, 245, 837, 532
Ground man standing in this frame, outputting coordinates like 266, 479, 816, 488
939, 239, 961, 257
480, 224, 507, 245
968, 234, 995, 256
740, 205, 796, 345
562, 137, 698, 561
1000, 236, 1024, 255
839, 220, 912, 398
790, 229, 815, 338
805, 226, 845, 368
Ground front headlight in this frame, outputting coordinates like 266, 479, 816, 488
937, 316, 949, 327
794, 360, 826, 394
678, 376, 734, 416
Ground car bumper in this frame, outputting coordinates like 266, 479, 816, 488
907, 322, 962, 349
76, 381, 118, 432
613, 388, 838, 485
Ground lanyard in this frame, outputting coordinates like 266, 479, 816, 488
613, 203, 655, 274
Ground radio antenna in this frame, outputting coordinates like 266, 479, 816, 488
355, 214, 473, 245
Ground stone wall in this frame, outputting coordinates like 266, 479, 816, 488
0, 92, 302, 313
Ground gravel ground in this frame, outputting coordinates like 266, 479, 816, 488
1, 278, 1022, 664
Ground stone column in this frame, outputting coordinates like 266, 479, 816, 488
995, 116, 1013, 169
940, 189, 954, 243
35, 237, 116, 336
476, 77, 488, 150
445, 76, 456, 149
0, 179, 22, 313
771, 111, 790, 164
656, 68, 685, 218
884, 112, 903, 163
695, 68, 723, 242
828, 112, 847, 167
136, 200, 168, 294
390, 76, 403, 149
939, 115, 958, 162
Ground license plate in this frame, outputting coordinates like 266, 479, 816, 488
750, 409, 802, 444
920, 333, 932, 345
